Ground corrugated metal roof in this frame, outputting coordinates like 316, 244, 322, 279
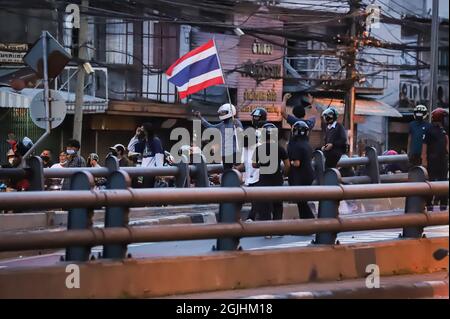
0, 87, 108, 114
314, 98, 403, 118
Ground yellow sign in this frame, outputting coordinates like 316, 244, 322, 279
241, 104, 280, 115
243, 88, 277, 102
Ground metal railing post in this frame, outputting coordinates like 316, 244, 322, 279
66, 171, 95, 262
175, 155, 190, 188
313, 150, 326, 185
105, 154, 119, 173
104, 170, 132, 259
365, 146, 381, 184
315, 168, 342, 245
103, 155, 130, 259
26, 156, 45, 191
403, 166, 428, 238
193, 155, 210, 187
215, 169, 242, 251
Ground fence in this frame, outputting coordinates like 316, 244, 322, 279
0, 166, 447, 262
0, 147, 410, 191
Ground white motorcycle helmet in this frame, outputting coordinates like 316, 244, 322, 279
217, 103, 237, 121
413, 104, 428, 120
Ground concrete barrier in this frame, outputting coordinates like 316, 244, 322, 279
0, 206, 219, 231
0, 237, 447, 299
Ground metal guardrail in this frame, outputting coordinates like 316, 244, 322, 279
0, 165, 447, 262
0, 147, 410, 190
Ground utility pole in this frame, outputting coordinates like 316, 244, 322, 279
73, 0, 89, 145
344, 0, 361, 156
429, 0, 439, 120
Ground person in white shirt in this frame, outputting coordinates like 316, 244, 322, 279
49, 151, 68, 190
237, 134, 260, 222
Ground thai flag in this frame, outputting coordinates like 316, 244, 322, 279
166, 40, 225, 99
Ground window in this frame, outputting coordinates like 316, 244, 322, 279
142, 22, 179, 102
105, 19, 133, 64
152, 23, 179, 70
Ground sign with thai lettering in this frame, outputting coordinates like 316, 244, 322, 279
252, 41, 273, 55
235, 15, 284, 122
0, 43, 28, 64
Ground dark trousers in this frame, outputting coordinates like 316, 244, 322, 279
252, 179, 284, 221
254, 200, 283, 221
408, 154, 422, 168
297, 201, 315, 219
324, 150, 343, 169
427, 160, 449, 210
247, 182, 257, 221
289, 179, 315, 219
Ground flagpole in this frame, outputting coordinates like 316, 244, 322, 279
213, 37, 233, 106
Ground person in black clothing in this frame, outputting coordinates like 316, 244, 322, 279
128, 123, 165, 188
288, 121, 315, 219
422, 108, 449, 211
252, 123, 290, 224
321, 107, 348, 168
251, 107, 268, 128
109, 144, 130, 167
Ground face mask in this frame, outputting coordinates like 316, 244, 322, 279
8, 158, 14, 165
66, 149, 76, 155
41, 156, 50, 163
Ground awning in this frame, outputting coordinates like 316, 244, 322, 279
313, 98, 403, 118
0, 87, 108, 114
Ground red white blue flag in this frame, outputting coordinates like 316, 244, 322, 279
166, 39, 225, 99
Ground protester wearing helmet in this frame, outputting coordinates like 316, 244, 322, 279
287, 121, 315, 219
195, 103, 243, 170
251, 107, 268, 128
321, 108, 348, 168
233, 108, 266, 222
87, 153, 101, 168
252, 123, 289, 226
280, 93, 316, 130
422, 108, 449, 212
408, 105, 432, 167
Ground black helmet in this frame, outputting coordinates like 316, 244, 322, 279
261, 122, 278, 142
251, 108, 268, 128
292, 105, 306, 119
292, 121, 310, 138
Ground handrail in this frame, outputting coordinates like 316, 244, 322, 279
0, 153, 410, 181
0, 212, 446, 252
0, 182, 447, 210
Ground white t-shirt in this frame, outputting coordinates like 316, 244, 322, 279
50, 163, 66, 187
242, 144, 260, 186
51, 163, 66, 168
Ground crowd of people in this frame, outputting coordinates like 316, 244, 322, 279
0, 122, 167, 192
1, 97, 448, 220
